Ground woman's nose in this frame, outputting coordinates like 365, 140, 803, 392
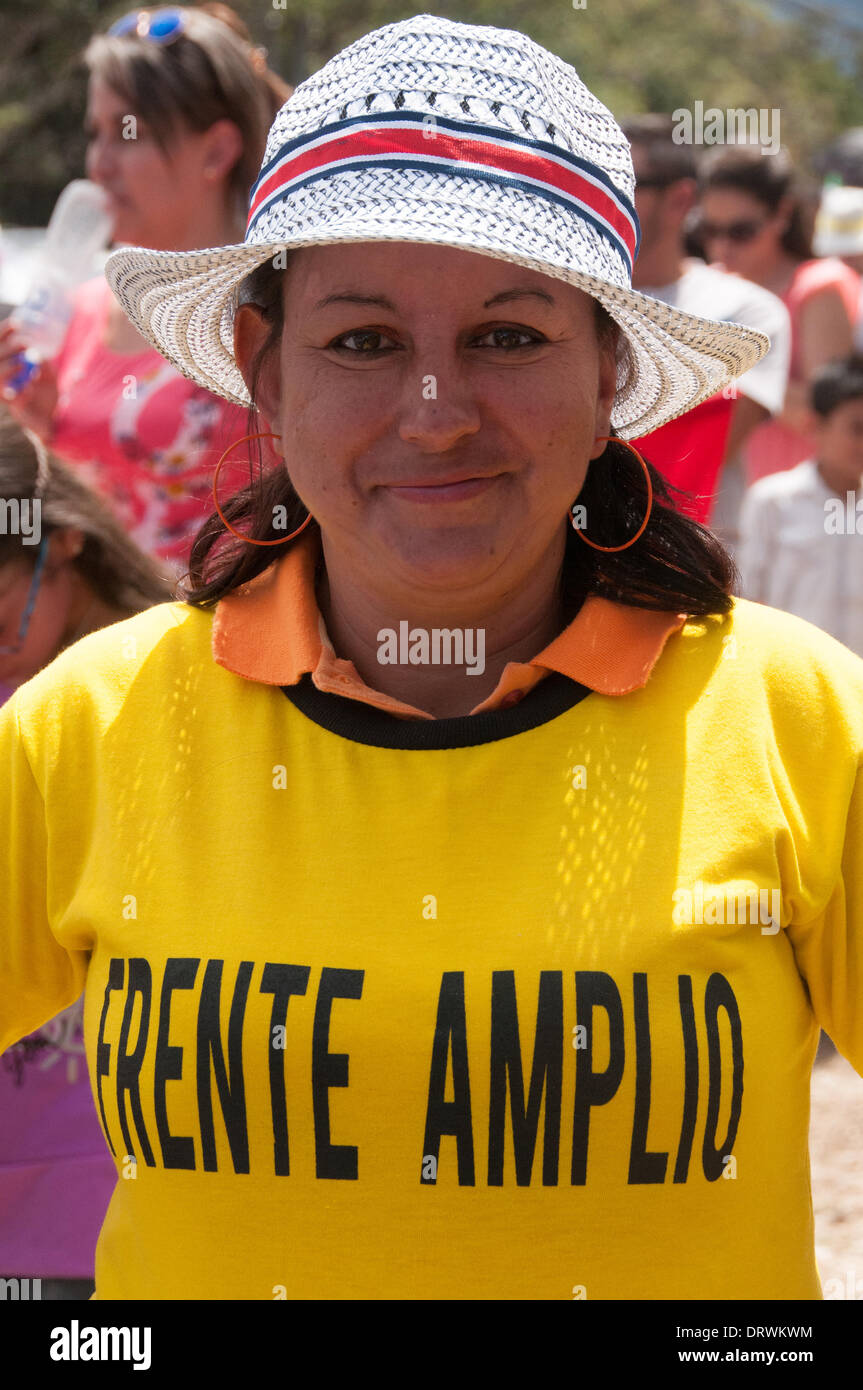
705, 235, 733, 257
86, 136, 116, 186
397, 369, 482, 450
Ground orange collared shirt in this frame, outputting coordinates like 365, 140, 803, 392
212, 524, 686, 719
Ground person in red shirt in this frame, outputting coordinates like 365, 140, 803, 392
623, 116, 790, 530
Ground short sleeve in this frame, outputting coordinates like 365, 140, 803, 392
786, 258, 860, 325
0, 693, 88, 1054
786, 755, 863, 1075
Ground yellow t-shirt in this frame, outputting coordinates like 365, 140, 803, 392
1, 594, 862, 1299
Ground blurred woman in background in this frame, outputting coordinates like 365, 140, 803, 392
0, 420, 171, 694
0, 407, 172, 1297
697, 145, 860, 486
0, 4, 290, 574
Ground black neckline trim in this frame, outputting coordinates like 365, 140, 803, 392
280, 672, 592, 749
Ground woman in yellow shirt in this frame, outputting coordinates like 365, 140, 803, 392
1, 15, 861, 1301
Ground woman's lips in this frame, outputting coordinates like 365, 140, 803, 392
383, 475, 503, 503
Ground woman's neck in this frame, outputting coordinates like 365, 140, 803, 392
751, 252, 800, 298
817, 460, 863, 497
105, 204, 245, 351
60, 578, 130, 652
159, 207, 245, 254
316, 540, 570, 719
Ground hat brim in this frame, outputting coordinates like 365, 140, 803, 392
106, 233, 769, 439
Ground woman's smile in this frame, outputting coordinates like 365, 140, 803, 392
381, 473, 506, 504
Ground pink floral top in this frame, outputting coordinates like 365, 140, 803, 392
49, 278, 248, 572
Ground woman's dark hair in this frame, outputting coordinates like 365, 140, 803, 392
811, 352, 863, 418
85, 5, 291, 221
697, 145, 814, 261
0, 410, 175, 612
621, 114, 699, 185
196, 2, 294, 119
180, 256, 736, 619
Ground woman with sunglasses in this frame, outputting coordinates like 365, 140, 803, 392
697, 145, 860, 487
1, 16, 862, 1303
0, 5, 290, 574
0, 408, 172, 1298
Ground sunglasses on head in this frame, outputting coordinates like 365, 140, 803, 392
698, 217, 767, 244
0, 533, 50, 657
107, 7, 186, 42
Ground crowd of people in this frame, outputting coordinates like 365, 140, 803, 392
0, 0, 289, 1301
0, 5, 862, 1302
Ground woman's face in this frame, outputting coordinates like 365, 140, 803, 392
84, 76, 231, 248
0, 536, 82, 686
697, 187, 789, 281
236, 242, 618, 604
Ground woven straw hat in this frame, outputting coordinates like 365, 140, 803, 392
105, 13, 769, 438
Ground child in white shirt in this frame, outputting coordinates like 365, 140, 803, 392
737, 353, 863, 657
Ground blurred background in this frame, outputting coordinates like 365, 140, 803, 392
2, 0, 863, 226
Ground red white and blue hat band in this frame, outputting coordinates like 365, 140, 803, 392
246, 110, 641, 277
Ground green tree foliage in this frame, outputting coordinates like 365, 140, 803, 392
1, 0, 862, 225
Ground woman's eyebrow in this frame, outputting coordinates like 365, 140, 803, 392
483, 288, 556, 308
310, 286, 557, 314
311, 292, 397, 313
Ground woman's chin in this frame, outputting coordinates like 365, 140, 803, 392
376, 529, 519, 592
108, 208, 147, 248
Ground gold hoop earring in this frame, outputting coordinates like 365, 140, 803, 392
572, 436, 653, 553
212, 432, 313, 546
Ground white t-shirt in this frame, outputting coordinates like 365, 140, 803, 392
640, 261, 791, 415
737, 459, 863, 659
